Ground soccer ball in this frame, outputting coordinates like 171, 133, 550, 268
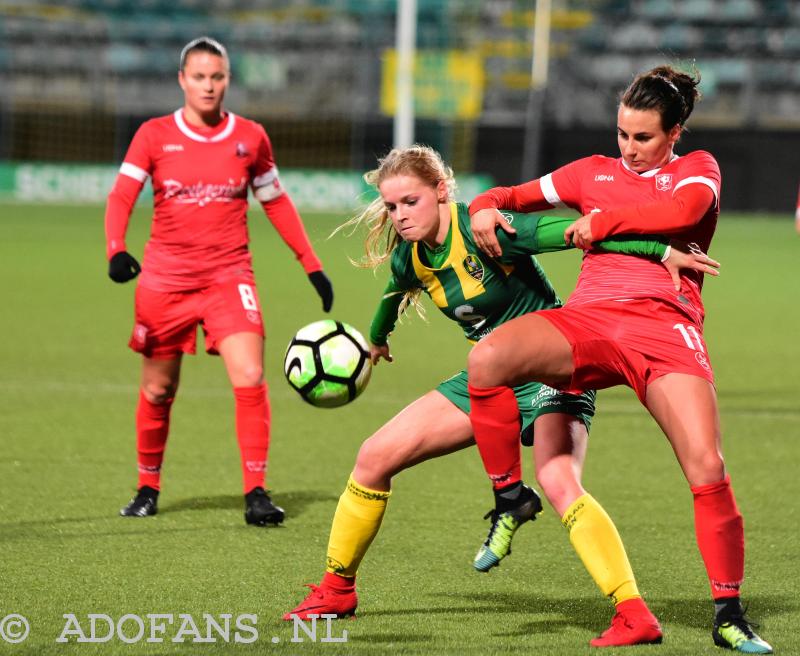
284, 320, 372, 408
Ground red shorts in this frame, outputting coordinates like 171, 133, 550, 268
130, 277, 265, 359
538, 298, 714, 404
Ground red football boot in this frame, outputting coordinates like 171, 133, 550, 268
283, 574, 358, 621
590, 598, 663, 648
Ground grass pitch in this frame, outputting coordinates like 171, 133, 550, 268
0, 203, 797, 655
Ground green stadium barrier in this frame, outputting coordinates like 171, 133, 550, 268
0, 163, 492, 212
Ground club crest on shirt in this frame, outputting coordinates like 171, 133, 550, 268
655, 173, 673, 191
695, 351, 711, 372
235, 142, 249, 158
463, 254, 484, 282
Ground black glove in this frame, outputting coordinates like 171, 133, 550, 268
308, 270, 334, 312
108, 251, 141, 283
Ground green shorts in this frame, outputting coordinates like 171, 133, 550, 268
436, 370, 596, 446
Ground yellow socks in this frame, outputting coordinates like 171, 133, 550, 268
562, 493, 640, 604
325, 475, 391, 577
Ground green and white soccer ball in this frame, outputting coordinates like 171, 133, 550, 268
284, 320, 372, 408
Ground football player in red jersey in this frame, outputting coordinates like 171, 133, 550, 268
795, 182, 800, 234
466, 66, 772, 653
105, 37, 334, 526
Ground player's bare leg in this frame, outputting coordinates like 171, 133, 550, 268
647, 375, 771, 653
533, 413, 587, 515
219, 332, 283, 525
285, 391, 476, 620
353, 390, 475, 490
468, 313, 575, 389
120, 355, 182, 517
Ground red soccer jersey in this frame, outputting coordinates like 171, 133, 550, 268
544, 151, 720, 321
117, 110, 285, 291
473, 150, 720, 324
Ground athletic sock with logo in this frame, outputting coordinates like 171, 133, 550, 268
233, 384, 271, 494
562, 493, 640, 603
467, 384, 522, 490
325, 476, 391, 577
136, 390, 174, 491
691, 475, 744, 600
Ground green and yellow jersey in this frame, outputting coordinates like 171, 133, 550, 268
370, 202, 667, 345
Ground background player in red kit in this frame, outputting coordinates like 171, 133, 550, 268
466, 66, 772, 653
104, 36, 334, 526
795, 182, 800, 234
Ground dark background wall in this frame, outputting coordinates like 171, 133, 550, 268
477, 126, 800, 214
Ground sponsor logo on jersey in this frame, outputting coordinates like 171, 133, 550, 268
246, 310, 260, 325
655, 173, 673, 191
235, 142, 249, 158
463, 254, 484, 282
594, 174, 614, 182
162, 144, 184, 152
500, 211, 514, 224
162, 176, 248, 206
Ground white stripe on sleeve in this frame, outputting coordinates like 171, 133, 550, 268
253, 166, 284, 201
119, 162, 148, 183
539, 173, 563, 206
674, 176, 719, 203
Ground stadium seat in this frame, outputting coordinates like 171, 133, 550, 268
639, 0, 674, 21
612, 22, 660, 52
719, 0, 760, 23
106, 44, 148, 74
578, 23, 608, 52
660, 24, 702, 52
678, 0, 717, 21
781, 27, 800, 53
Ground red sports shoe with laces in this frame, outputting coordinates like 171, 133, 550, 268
283, 574, 358, 621
590, 598, 663, 647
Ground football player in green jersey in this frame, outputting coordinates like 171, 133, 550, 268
284, 145, 718, 645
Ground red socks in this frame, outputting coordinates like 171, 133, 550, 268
322, 571, 355, 592
135, 385, 271, 494
691, 475, 745, 599
467, 383, 522, 490
234, 384, 271, 494
136, 390, 174, 490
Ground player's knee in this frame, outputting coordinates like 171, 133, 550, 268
234, 363, 264, 388
355, 437, 395, 480
142, 381, 177, 405
467, 341, 500, 388
690, 450, 726, 484
536, 468, 570, 511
